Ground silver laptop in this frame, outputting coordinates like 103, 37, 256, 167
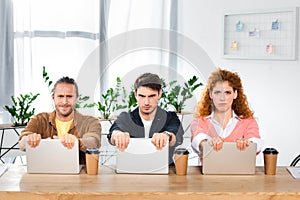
26, 139, 81, 174
116, 138, 169, 174
202, 142, 257, 175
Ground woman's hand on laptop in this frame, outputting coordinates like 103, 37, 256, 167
208, 137, 224, 151
235, 138, 251, 151
111, 130, 130, 151
27, 133, 42, 148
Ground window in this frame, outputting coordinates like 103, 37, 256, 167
13, 0, 100, 112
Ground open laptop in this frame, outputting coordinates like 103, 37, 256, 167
202, 142, 257, 175
116, 138, 169, 174
26, 139, 82, 174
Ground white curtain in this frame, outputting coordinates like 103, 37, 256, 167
103, 0, 178, 91
101, 0, 205, 103
13, 0, 100, 113
12, 0, 205, 115
0, 0, 14, 124
13, 0, 33, 96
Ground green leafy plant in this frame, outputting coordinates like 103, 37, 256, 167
42, 66, 53, 94
161, 76, 202, 113
75, 95, 96, 109
96, 77, 127, 119
159, 78, 175, 109
127, 85, 137, 112
3, 93, 40, 126
42, 66, 94, 109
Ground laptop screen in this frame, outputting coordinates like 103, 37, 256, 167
116, 138, 169, 174
202, 142, 257, 175
26, 139, 81, 174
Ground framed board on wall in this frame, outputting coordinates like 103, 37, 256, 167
223, 7, 299, 60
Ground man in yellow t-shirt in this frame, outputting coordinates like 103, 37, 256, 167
19, 76, 101, 163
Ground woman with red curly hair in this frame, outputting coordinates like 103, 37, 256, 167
191, 68, 262, 158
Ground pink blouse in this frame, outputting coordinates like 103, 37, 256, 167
191, 117, 261, 142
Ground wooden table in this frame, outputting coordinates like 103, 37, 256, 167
0, 165, 299, 200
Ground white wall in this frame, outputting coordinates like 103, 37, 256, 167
178, 0, 300, 166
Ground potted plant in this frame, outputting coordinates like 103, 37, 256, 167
96, 77, 127, 120
126, 86, 137, 112
3, 93, 40, 126
161, 76, 202, 113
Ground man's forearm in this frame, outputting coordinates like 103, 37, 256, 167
80, 137, 99, 151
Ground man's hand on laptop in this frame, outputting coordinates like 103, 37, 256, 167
53, 134, 77, 149
27, 133, 42, 148
111, 130, 130, 151
151, 132, 170, 150
235, 138, 251, 151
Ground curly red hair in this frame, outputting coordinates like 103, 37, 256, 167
194, 68, 254, 118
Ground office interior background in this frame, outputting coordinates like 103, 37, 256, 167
0, 0, 299, 166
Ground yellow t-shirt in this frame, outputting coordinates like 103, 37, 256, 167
55, 118, 73, 138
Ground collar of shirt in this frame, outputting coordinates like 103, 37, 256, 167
206, 112, 241, 138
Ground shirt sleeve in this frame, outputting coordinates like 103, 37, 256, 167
190, 117, 211, 153
19, 114, 44, 141
164, 112, 184, 146
243, 118, 262, 153
191, 133, 211, 153
80, 116, 102, 148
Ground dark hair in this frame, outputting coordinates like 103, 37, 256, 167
134, 73, 162, 93
53, 76, 79, 97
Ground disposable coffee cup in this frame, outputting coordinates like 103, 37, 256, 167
263, 148, 279, 175
86, 148, 100, 175
174, 148, 189, 175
